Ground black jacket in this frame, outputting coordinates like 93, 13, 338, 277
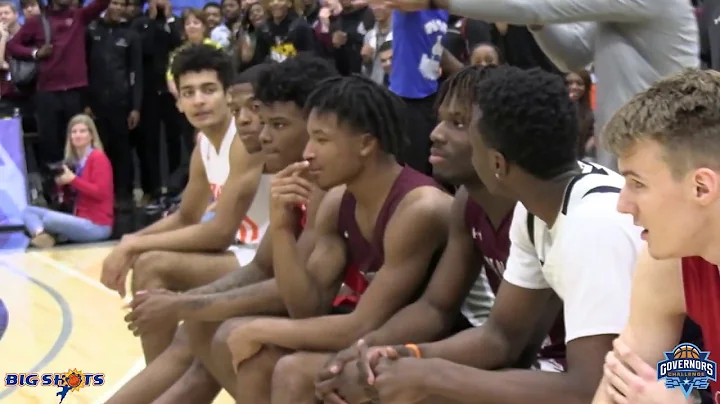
130, 12, 182, 93
87, 18, 143, 110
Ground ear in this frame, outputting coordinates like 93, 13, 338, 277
490, 149, 508, 179
358, 133, 377, 158
692, 168, 720, 206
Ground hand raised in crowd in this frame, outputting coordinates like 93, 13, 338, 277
0, 22, 8, 40
100, 234, 140, 297
125, 289, 184, 336
269, 160, 312, 229
360, 44, 375, 63
332, 31, 348, 49
36, 44, 53, 60
127, 110, 140, 130
603, 339, 693, 404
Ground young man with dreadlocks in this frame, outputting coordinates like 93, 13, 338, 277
313, 64, 566, 404
314, 66, 645, 404
222, 75, 453, 403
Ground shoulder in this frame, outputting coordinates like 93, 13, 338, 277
230, 137, 264, 167
396, 185, 453, 217
314, 185, 346, 230
566, 192, 640, 241
89, 148, 109, 161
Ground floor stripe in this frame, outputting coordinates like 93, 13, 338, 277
27, 252, 132, 303
93, 358, 145, 404
0, 263, 73, 401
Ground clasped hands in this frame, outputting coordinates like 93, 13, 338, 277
314, 340, 433, 404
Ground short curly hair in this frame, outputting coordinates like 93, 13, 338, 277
604, 69, 720, 178
254, 55, 339, 109
171, 44, 234, 90
474, 66, 579, 179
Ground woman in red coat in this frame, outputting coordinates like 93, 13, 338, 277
22, 114, 114, 248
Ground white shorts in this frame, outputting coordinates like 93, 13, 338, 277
227, 244, 258, 267
533, 358, 565, 373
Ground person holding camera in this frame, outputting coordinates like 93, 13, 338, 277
22, 114, 114, 248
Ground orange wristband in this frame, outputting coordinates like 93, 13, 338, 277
404, 343, 422, 358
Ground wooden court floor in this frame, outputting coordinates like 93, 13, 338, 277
0, 244, 233, 404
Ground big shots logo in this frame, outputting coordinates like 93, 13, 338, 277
657, 343, 716, 398
5, 369, 105, 403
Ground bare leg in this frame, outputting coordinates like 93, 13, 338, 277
272, 352, 371, 404
131, 250, 240, 361
234, 346, 290, 404
154, 359, 221, 404
105, 328, 194, 404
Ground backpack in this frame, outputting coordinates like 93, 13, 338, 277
9, 15, 52, 91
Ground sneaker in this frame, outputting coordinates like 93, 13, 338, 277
30, 232, 56, 248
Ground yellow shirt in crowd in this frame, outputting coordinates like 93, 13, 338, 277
166, 38, 223, 81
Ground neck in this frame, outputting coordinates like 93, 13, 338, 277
75, 145, 91, 158
512, 170, 579, 227
378, 18, 391, 31
465, 182, 516, 227
346, 156, 402, 210
52, 4, 69, 11
273, 13, 287, 24
188, 36, 204, 44
104, 14, 118, 23
203, 113, 232, 150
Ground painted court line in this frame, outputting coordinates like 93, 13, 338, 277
26, 252, 132, 303
93, 358, 145, 404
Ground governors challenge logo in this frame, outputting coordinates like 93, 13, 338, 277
4, 369, 105, 403
657, 343, 717, 398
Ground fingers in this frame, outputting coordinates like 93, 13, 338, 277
276, 160, 310, 178
322, 393, 348, 404
271, 183, 312, 205
604, 350, 639, 400
613, 339, 655, 379
356, 340, 376, 386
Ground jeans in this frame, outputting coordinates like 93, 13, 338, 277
22, 206, 112, 243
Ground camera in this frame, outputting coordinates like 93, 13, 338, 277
47, 161, 76, 177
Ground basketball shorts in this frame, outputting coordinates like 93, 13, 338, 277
227, 244, 258, 267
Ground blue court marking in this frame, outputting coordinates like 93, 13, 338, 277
0, 298, 7, 341
0, 263, 73, 401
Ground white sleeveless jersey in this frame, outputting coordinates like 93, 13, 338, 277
503, 161, 643, 343
198, 119, 270, 245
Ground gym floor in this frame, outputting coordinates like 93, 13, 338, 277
0, 244, 233, 403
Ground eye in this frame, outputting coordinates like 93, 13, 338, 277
630, 179, 645, 190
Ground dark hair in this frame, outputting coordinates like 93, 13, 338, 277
474, 66, 578, 179
254, 55, 338, 109
304, 75, 407, 157
378, 40, 393, 53
203, 1, 221, 10
171, 44, 234, 90
436, 64, 497, 110
568, 70, 594, 158
234, 64, 271, 87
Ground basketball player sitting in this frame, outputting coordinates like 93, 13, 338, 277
220, 75, 453, 403
310, 65, 566, 404
593, 70, 720, 404
316, 66, 646, 404
99, 45, 270, 363
106, 56, 340, 404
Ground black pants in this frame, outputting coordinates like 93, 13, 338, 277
93, 104, 134, 199
399, 93, 437, 176
34, 89, 84, 199
140, 90, 192, 194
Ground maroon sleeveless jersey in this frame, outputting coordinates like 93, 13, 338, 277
464, 197, 567, 367
682, 257, 720, 401
333, 167, 441, 308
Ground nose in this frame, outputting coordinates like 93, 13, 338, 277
429, 124, 445, 143
616, 185, 635, 216
238, 108, 252, 127
259, 125, 271, 144
302, 141, 315, 161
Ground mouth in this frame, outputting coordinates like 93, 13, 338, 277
641, 229, 648, 241
429, 147, 447, 164
193, 111, 212, 120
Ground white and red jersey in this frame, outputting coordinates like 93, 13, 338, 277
198, 119, 270, 245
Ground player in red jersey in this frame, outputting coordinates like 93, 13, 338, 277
593, 69, 720, 404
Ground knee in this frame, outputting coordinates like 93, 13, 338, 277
210, 319, 239, 364
163, 329, 195, 366
131, 251, 175, 293
272, 353, 313, 395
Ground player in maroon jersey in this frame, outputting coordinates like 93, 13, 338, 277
312, 65, 566, 404
223, 75, 453, 403
594, 71, 720, 404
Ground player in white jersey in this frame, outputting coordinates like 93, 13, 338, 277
326, 66, 644, 404
99, 45, 265, 364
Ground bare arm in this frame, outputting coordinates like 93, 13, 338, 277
592, 248, 687, 403
446, 0, 663, 25
249, 188, 453, 352
128, 140, 263, 252
133, 147, 211, 236
363, 189, 479, 346
273, 186, 347, 318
